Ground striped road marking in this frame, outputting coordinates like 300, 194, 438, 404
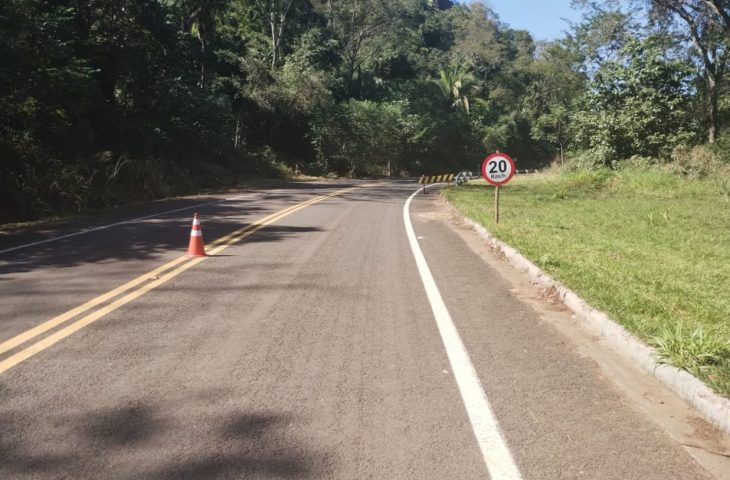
419, 174, 454, 184
0, 186, 363, 374
403, 187, 523, 480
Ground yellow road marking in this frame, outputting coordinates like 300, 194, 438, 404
0, 256, 189, 357
0, 199, 309, 357
0, 186, 362, 373
0, 256, 207, 374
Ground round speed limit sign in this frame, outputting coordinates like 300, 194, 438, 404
481, 152, 515, 186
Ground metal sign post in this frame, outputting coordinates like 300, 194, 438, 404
494, 185, 500, 224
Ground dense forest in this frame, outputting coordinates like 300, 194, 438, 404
2, 0, 729, 222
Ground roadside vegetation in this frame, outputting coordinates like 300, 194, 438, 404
443, 155, 730, 395
0, 0, 547, 223
6, 1, 727, 225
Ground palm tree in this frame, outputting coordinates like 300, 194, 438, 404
435, 67, 479, 113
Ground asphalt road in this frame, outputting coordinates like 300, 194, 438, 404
0, 180, 725, 479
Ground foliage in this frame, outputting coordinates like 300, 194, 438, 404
309, 100, 418, 176
3, 0, 730, 223
434, 66, 478, 112
648, 0, 730, 143
531, 105, 573, 165
651, 322, 730, 384
573, 37, 697, 165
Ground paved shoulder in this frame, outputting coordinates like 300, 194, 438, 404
408, 189, 716, 480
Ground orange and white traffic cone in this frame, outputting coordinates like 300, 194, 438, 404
186, 212, 207, 257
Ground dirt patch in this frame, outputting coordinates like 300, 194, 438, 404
538, 285, 563, 306
685, 416, 730, 458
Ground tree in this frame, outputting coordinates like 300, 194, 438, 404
568, 4, 639, 72
253, 0, 295, 69
649, 0, 729, 142
532, 105, 573, 165
312, 0, 402, 98
522, 40, 586, 165
574, 37, 696, 164
523, 41, 584, 118
309, 100, 416, 176
17, 0, 714, 222
451, 2, 509, 79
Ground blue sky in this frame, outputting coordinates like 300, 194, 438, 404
464, 1, 583, 41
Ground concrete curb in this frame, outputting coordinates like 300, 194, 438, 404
462, 217, 730, 436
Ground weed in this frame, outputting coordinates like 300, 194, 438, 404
552, 188, 568, 200
651, 323, 730, 394
537, 253, 560, 269
645, 211, 670, 226
651, 322, 730, 372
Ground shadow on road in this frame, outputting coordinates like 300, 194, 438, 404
0, 209, 323, 277
0, 181, 416, 277
81, 404, 166, 447
0, 398, 328, 479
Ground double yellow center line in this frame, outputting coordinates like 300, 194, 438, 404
0, 186, 362, 374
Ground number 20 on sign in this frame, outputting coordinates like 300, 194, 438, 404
481, 152, 515, 224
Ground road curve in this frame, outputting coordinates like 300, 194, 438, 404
0, 181, 721, 479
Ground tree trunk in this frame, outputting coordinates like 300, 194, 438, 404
328, 0, 335, 28
345, 56, 357, 98
234, 110, 243, 150
199, 39, 206, 87
661, 2, 723, 143
708, 76, 719, 143
270, 2, 278, 69
262, 0, 292, 69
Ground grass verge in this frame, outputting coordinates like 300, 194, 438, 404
443, 167, 730, 396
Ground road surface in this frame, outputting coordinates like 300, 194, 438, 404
0, 181, 727, 479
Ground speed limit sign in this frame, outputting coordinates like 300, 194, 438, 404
481, 152, 515, 186
481, 151, 515, 224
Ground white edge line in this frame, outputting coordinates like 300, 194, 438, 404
462, 216, 730, 437
0, 194, 251, 255
403, 187, 523, 480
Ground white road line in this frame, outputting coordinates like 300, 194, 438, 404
403, 187, 523, 480
0, 194, 253, 256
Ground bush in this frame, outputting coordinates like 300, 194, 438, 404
564, 168, 615, 192
562, 150, 604, 171
671, 144, 726, 178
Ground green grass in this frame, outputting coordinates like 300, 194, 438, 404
443, 167, 730, 395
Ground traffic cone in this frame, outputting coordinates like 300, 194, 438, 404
186, 213, 207, 257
